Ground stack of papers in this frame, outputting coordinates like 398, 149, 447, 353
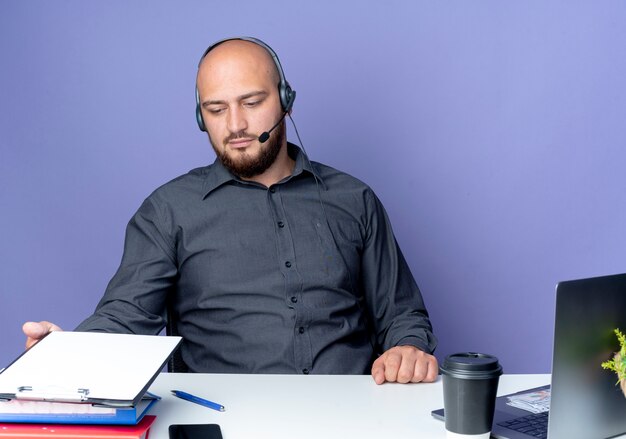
505, 388, 551, 414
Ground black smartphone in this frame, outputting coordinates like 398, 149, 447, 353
168, 423, 223, 439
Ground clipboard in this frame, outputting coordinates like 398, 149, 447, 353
0, 332, 181, 423
0, 391, 161, 425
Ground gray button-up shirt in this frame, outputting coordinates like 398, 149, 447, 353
76, 144, 436, 374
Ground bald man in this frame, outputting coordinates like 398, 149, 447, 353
23, 38, 438, 384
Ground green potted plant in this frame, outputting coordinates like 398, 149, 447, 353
601, 328, 626, 397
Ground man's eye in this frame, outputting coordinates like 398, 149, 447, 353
208, 108, 225, 115
244, 101, 260, 107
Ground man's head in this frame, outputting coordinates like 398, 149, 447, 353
195, 38, 295, 179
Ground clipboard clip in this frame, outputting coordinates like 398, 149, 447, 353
16, 386, 90, 402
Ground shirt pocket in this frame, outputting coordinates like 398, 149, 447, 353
310, 218, 363, 285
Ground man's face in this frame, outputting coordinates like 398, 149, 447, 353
196, 41, 285, 179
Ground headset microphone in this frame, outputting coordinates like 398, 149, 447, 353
258, 111, 288, 143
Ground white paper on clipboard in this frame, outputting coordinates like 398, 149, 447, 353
0, 332, 181, 406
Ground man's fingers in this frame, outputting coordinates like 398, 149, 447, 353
383, 351, 402, 383
371, 346, 439, 384
22, 321, 62, 349
397, 352, 419, 383
22, 321, 49, 338
371, 358, 386, 385
425, 355, 439, 382
406, 355, 426, 383
371, 350, 404, 384
410, 353, 439, 383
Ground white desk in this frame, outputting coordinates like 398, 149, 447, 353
147, 373, 550, 439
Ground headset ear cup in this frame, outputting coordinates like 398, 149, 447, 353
196, 105, 206, 131
195, 87, 206, 132
282, 82, 296, 112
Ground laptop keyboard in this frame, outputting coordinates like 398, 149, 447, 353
497, 411, 548, 438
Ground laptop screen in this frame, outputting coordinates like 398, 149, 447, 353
548, 273, 626, 439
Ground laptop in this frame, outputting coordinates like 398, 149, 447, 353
432, 272, 626, 439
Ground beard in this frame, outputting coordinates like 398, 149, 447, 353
211, 121, 285, 179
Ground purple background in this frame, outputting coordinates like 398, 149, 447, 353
1, 1, 625, 373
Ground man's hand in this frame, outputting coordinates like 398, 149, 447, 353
22, 321, 63, 349
371, 345, 438, 385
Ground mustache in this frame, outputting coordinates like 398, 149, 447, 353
223, 132, 257, 144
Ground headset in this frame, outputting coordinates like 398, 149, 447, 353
195, 36, 296, 132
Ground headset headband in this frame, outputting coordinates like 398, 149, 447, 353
195, 36, 296, 132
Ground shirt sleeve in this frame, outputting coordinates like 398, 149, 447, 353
360, 189, 437, 355
75, 196, 177, 335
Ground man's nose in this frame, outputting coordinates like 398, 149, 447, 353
227, 107, 248, 133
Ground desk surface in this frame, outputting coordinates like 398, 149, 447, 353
147, 373, 550, 439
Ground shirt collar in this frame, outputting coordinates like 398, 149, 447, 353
202, 143, 326, 199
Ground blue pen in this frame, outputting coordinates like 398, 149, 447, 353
171, 390, 225, 412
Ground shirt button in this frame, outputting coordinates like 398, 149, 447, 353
298, 327, 305, 334
285, 261, 292, 268
290, 296, 298, 303
277, 221, 284, 228
302, 368, 309, 375
269, 187, 276, 193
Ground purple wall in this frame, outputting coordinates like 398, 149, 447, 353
2, 1, 625, 373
